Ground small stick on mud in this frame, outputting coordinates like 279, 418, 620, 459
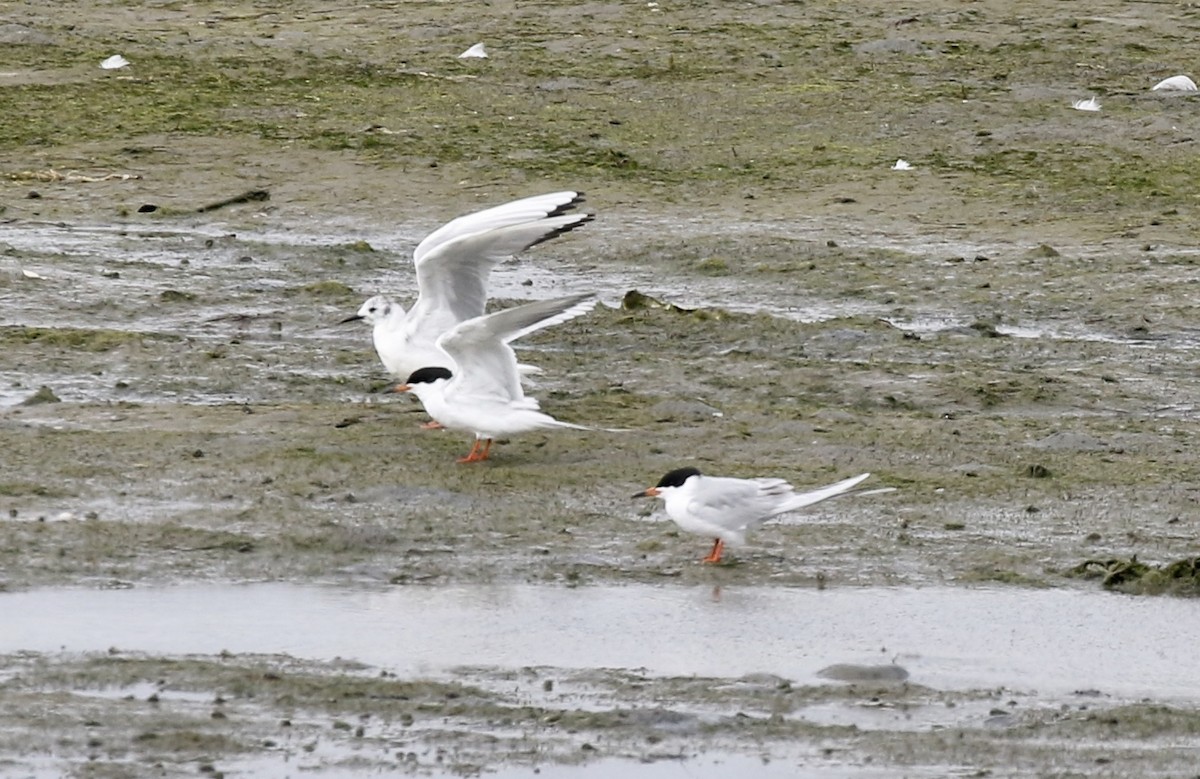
7, 169, 141, 183
196, 189, 270, 213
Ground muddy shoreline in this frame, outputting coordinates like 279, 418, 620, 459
3, 0, 1200, 776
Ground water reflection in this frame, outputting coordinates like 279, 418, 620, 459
3, 582, 1197, 700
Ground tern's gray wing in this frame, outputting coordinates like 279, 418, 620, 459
685, 476, 786, 534
690, 473, 873, 532
697, 473, 873, 525
438, 293, 597, 404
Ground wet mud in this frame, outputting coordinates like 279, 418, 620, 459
3, 0, 1200, 776
6, 583, 1200, 777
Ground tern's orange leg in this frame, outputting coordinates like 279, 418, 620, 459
456, 439, 483, 463
419, 420, 444, 430
460, 436, 494, 460
701, 539, 725, 564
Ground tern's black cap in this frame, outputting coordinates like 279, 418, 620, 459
655, 467, 701, 489
404, 366, 453, 385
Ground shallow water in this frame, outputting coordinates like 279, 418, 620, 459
223, 753, 947, 779
5, 582, 1197, 700
8, 219, 1188, 348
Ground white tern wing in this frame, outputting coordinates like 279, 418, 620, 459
438, 293, 597, 404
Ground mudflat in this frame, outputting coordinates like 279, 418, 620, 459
2, 1, 1199, 776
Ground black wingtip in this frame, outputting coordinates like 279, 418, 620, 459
545, 192, 586, 218
524, 212, 595, 252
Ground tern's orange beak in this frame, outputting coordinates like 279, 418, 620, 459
394, 384, 410, 393
632, 486, 660, 499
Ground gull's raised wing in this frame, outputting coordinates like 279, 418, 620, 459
407, 192, 592, 346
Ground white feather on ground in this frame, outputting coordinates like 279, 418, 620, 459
1151, 75, 1197, 92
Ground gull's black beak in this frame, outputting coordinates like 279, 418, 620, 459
340, 314, 364, 324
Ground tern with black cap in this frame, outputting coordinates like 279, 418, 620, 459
397, 293, 615, 463
635, 468, 880, 563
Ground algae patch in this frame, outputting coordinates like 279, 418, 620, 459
19, 385, 61, 405
0, 326, 166, 351
1070, 556, 1200, 597
284, 280, 358, 300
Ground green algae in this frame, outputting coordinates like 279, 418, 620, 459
2, 0, 1198, 207
0, 326, 166, 351
19, 385, 61, 405
284, 280, 357, 300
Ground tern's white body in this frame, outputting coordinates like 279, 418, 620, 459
406, 376, 587, 441
401, 293, 600, 461
352, 191, 592, 379
641, 470, 873, 560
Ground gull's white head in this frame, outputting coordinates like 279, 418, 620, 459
634, 466, 701, 499
343, 295, 404, 327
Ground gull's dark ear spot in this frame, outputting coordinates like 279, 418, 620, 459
404, 366, 453, 385
655, 467, 701, 489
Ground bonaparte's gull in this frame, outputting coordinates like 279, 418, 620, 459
344, 191, 592, 381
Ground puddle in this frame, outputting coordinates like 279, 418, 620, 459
879, 315, 1161, 346
421, 755, 943, 779
210, 751, 945, 779
796, 698, 1006, 732
3, 582, 1198, 701
512, 755, 980, 779
69, 679, 213, 703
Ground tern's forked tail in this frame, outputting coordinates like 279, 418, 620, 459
778, 472, 874, 514
538, 416, 626, 434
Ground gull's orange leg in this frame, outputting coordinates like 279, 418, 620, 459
419, 420, 444, 430
456, 439, 483, 463
701, 539, 725, 564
